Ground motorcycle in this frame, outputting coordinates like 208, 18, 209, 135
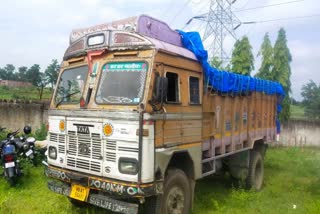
0, 126, 36, 186
20, 126, 37, 165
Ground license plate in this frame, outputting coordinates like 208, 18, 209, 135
5, 162, 15, 168
70, 184, 89, 202
26, 149, 33, 156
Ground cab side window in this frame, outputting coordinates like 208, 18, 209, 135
189, 76, 200, 104
166, 72, 179, 103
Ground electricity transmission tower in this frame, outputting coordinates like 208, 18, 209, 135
187, 0, 241, 61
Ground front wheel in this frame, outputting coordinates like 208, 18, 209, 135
144, 168, 191, 214
246, 151, 264, 190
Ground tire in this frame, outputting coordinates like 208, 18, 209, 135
246, 151, 264, 191
68, 198, 88, 208
142, 169, 191, 214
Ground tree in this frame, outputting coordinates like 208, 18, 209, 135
231, 36, 254, 75
26, 64, 46, 99
0, 64, 16, 80
26, 64, 41, 86
272, 28, 292, 121
210, 56, 223, 70
255, 33, 273, 79
301, 80, 320, 118
45, 59, 60, 90
17, 66, 28, 81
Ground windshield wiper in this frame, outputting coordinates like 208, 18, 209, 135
55, 91, 80, 108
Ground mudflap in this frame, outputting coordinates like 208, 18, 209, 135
48, 180, 139, 214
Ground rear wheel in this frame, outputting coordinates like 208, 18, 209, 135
246, 151, 264, 190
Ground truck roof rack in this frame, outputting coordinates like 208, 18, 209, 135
70, 15, 183, 48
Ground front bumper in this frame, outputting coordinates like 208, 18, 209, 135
48, 180, 138, 214
45, 165, 160, 198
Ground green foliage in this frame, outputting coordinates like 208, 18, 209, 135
0, 147, 319, 213
0, 64, 16, 80
280, 96, 291, 121
45, 59, 60, 89
301, 80, 320, 119
272, 28, 292, 121
210, 56, 223, 70
17, 66, 28, 81
256, 33, 273, 79
194, 147, 320, 214
290, 104, 305, 119
26, 64, 42, 87
34, 123, 48, 141
0, 60, 58, 100
231, 36, 254, 75
272, 28, 292, 93
0, 86, 52, 100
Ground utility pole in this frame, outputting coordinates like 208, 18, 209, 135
186, 0, 241, 62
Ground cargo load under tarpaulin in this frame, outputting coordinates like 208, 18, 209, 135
177, 30, 285, 133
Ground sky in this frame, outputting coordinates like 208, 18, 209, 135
0, 0, 319, 100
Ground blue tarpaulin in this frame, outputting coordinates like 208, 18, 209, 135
177, 30, 284, 132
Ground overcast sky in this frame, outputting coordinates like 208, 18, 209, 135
0, 0, 319, 100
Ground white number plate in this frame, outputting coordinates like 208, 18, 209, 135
26, 149, 33, 156
5, 162, 15, 168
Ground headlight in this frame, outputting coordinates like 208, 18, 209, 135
118, 158, 138, 175
48, 146, 57, 160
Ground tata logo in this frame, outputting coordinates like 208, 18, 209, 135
79, 143, 90, 155
74, 124, 94, 134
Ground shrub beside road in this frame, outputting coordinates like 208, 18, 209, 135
0, 147, 319, 213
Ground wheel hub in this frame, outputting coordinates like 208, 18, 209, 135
166, 186, 185, 214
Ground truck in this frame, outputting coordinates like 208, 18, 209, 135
45, 15, 284, 214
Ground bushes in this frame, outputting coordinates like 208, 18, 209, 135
34, 124, 48, 141
0, 124, 48, 141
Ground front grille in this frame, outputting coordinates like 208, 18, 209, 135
49, 133, 65, 154
66, 131, 102, 174
118, 146, 139, 153
106, 140, 117, 162
67, 131, 102, 160
50, 133, 58, 142
67, 156, 101, 172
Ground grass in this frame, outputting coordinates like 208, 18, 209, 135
0, 147, 320, 213
194, 147, 320, 214
0, 86, 52, 101
290, 104, 305, 119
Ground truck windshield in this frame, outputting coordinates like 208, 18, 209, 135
96, 62, 148, 104
54, 66, 88, 106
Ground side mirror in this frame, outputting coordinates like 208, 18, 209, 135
155, 77, 168, 103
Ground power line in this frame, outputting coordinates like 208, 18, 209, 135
181, 2, 209, 30
246, 14, 320, 24
234, 0, 305, 12
169, 0, 192, 25
233, 0, 251, 10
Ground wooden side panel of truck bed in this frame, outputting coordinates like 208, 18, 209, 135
153, 52, 277, 155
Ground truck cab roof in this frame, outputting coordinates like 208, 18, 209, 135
64, 15, 197, 61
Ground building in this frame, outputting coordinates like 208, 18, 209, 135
0, 80, 33, 87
